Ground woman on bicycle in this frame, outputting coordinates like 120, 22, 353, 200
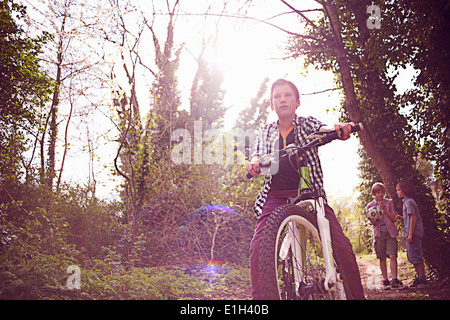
246, 79, 366, 300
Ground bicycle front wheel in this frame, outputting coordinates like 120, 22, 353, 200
258, 204, 345, 300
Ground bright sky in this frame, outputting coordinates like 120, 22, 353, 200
21, 0, 416, 202
170, 0, 363, 200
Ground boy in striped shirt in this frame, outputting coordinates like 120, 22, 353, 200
246, 79, 365, 299
366, 182, 405, 290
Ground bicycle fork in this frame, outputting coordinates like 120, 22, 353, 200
282, 197, 346, 299
315, 197, 337, 290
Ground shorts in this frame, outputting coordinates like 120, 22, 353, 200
406, 235, 424, 264
374, 231, 398, 259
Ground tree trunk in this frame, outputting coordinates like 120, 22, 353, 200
324, 0, 402, 210
47, 10, 67, 189
47, 59, 61, 188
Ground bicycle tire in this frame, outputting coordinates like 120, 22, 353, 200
258, 204, 348, 300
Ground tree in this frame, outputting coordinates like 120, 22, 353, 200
106, 0, 148, 229
188, 10, 227, 132
394, 0, 450, 216
17, 0, 113, 193
329, 195, 371, 254
147, 0, 187, 160
284, 0, 449, 277
0, 0, 53, 183
235, 77, 270, 133
190, 56, 226, 130
234, 77, 270, 159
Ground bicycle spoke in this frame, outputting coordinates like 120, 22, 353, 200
275, 220, 337, 300
259, 205, 346, 300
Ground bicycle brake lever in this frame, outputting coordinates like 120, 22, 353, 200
306, 132, 325, 140
245, 153, 274, 179
284, 143, 298, 151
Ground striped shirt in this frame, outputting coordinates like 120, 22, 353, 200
366, 198, 399, 238
250, 114, 326, 217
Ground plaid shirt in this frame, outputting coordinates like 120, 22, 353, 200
250, 114, 326, 217
366, 198, 399, 238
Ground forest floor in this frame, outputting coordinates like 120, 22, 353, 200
188, 253, 450, 300
357, 254, 450, 300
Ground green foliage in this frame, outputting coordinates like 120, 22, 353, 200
395, 0, 450, 217
54, 184, 124, 259
0, 247, 212, 300
0, 0, 53, 181
1, 186, 75, 299
3, 0, 448, 300
79, 262, 211, 300
330, 195, 372, 254
0, 178, 221, 300
285, 0, 450, 278
115, 158, 259, 267
0, 0, 261, 300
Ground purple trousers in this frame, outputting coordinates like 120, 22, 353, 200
249, 188, 365, 300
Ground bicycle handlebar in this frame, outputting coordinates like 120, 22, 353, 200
246, 123, 363, 179
316, 123, 363, 145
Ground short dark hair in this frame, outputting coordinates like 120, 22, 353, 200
397, 180, 415, 198
270, 79, 300, 103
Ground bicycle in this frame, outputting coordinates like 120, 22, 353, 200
247, 123, 363, 300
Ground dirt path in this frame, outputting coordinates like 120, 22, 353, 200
357, 255, 418, 300
356, 256, 410, 300
357, 257, 384, 293
357, 255, 450, 300
203, 255, 449, 300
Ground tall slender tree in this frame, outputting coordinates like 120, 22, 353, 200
146, 0, 186, 160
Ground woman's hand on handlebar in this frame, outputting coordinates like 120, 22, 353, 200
246, 156, 261, 177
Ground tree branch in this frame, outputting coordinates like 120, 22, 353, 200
279, 0, 321, 29
153, 12, 321, 41
300, 87, 343, 96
